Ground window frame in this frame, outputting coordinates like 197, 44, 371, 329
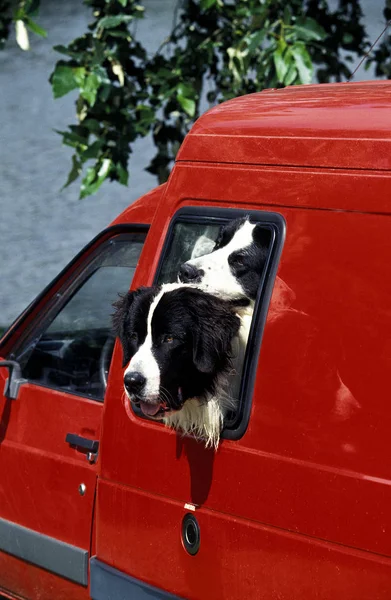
153, 206, 285, 441
5, 224, 149, 401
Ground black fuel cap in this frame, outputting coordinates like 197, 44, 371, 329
181, 513, 200, 555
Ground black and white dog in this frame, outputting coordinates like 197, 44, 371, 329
179, 216, 272, 339
179, 216, 271, 306
113, 217, 271, 448
113, 284, 240, 448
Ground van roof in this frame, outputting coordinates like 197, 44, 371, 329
177, 80, 391, 171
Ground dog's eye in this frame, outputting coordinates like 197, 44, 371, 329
130, 332, 138, 342
163, 334, 174, 344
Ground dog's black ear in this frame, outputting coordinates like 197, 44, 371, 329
112, 291, 135, 339
192, 293, 241, 374
112, 291, 136, 367
213, 216, 247, 251
252, 223, 271, 249
112, 286, 158, 367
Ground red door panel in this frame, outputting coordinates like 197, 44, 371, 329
0, 379, 100, 546
0, 222, 150, 600
97, 479, 391, 600
96, 164, 391, 597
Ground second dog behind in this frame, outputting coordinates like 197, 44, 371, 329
179, 216, 271, 307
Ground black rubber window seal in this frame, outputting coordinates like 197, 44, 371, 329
153, 206, 286, 441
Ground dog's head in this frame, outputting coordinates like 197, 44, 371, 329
178, 217, 271, 302
113, 284, 240, 420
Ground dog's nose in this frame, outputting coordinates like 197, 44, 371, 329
124, 371, 146, 395
179, 263, 202, 283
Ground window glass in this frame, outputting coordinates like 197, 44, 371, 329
21, 233, 145, 401
153, 212, 279, 437
157, 222, 221, 284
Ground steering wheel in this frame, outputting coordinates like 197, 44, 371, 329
99, 334, 116, 390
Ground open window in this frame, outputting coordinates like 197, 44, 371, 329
153, 206, 285, 440
10, 229, 146, 401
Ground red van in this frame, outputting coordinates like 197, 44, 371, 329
1, 80, 391, 600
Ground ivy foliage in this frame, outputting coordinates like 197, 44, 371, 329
0, 0, 11, 49
1, 1, 383, 196
1, 0, 46, 50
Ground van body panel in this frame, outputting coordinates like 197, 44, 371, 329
95, 480, 391, 600
178, 81, 391, 171
110, 183, 165, 227
165, 162, 391, 215
98, 152, 391, 598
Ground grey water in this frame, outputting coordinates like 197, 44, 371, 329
0, 0, 385, 327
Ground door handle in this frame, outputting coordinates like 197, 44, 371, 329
65, 433, 99, 453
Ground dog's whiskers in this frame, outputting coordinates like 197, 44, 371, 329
159, 386, 172, 407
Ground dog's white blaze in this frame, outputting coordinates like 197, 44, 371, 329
124, 283, 191, 399
188, 220, 256, 300
126, 333, 160, 397
124, 288, 167, 397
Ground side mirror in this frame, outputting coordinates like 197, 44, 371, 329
0, 360, 27, 400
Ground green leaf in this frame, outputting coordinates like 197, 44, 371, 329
105, 29, 131, 39
80, 158, 112, 198
14, 8, 25, 21
118, 0, 128, 6
364, 60, 371, 71
25, 17, 46, 38
116, 163, 128, 186
82, 140, 102, 160
24, 0, 40, 16
80, 72, 100, 106
227, 46, 244, 83
176, 83, 196, 117
292, 18, 326, 42
99, 84, 111, 103
273, 39, 288, 82
284, 61, 297, 86
53, 44, 71, 55
177, 95, 196, 117
62, 155, 82, 189
200, 0, 217, 9
97, 15, 134, 29
56, 129, 88, 150
343, 32, 354, 44
291, 42, 313, 84
283, 6, 292, 26
135, 104, 156, 133
51, 65, 86, 98
134, 4, 145, 17
246, 30, 265, 54
53, 44, 85, 60
176, 83, 194, 98
83, 119, 101, 134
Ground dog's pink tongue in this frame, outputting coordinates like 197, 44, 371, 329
139, 401, 161, 417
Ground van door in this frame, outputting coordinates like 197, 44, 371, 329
0, 226, 147, 600
94, 163, 391, 599
92, 206, 284, 599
